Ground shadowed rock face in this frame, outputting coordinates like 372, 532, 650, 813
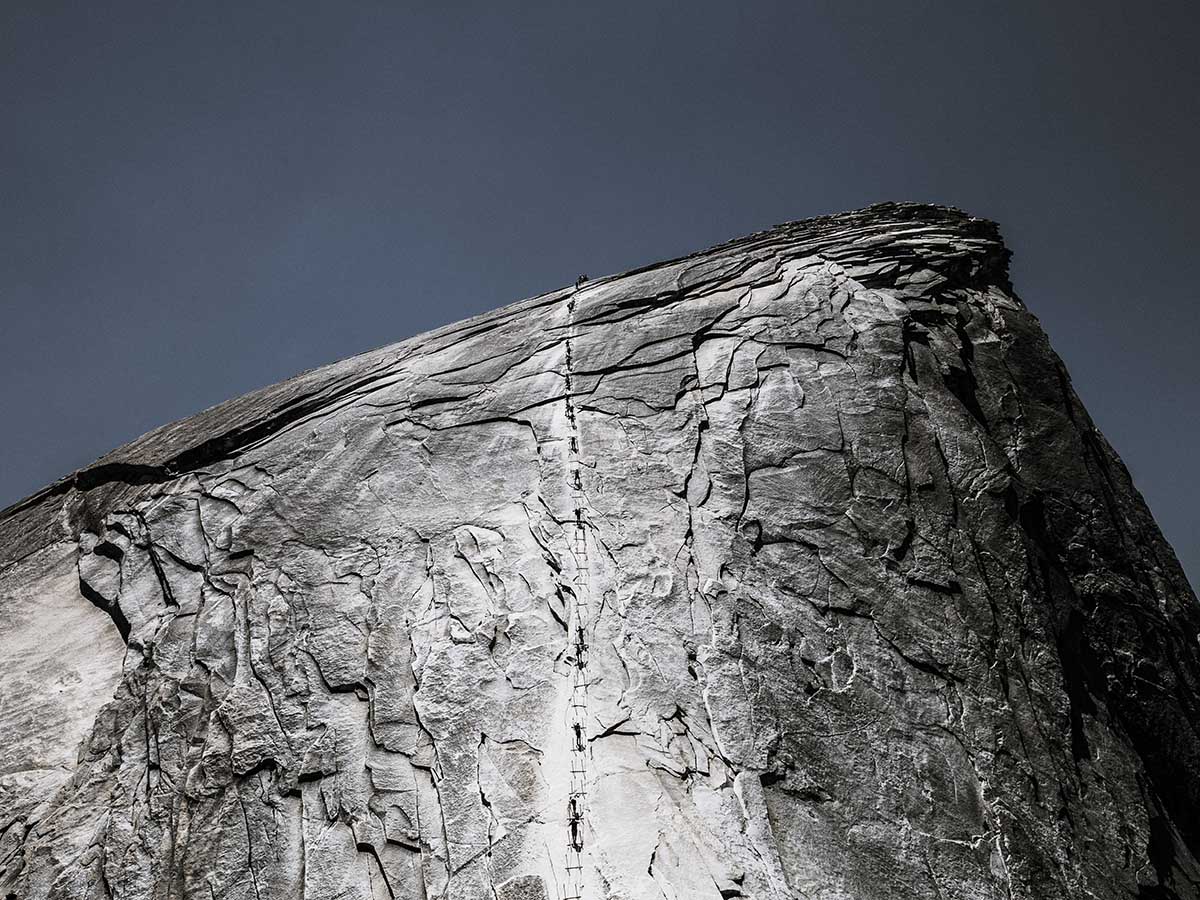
1, 203, 1197, 900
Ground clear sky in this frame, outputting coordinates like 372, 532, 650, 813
2, 1, 1196, 587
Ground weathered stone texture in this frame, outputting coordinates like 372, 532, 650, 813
1, 203, 1197, 899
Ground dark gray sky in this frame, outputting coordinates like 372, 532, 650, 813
2, 1, 1196, 587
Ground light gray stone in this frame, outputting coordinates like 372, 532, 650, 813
1, 203, 1198, 899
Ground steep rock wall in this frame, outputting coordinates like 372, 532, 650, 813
1, 204, 1197, 900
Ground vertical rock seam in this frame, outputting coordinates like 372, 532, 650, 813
562, 278, 592, 900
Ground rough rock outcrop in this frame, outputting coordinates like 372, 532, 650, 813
1, 203, 1197, 900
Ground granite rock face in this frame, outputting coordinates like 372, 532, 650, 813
1, 203, 1198, 900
